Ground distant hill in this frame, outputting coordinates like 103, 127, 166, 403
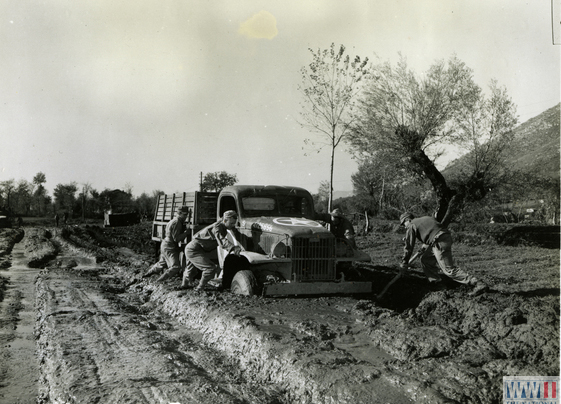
507, 103, 560, 179
333, 190, 352, 199
445, 103, 560, 180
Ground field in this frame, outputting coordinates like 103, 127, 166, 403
0, 220, 558, 403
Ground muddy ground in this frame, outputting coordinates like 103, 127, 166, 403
0, 221, 558, 404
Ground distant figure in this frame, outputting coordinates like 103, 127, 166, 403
16, 215, 23, 227
63, 212, 68, 225
54, 214, 60, 227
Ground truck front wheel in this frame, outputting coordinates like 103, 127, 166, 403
230, 270, 258, 296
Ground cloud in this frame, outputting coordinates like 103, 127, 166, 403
238, 10, 278, 39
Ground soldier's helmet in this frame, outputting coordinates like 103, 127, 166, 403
400, 212, 414, 226
330, 208, 344, 218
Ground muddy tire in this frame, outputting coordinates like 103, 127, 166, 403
230, 270, 258, 296
222, 254, 250, 289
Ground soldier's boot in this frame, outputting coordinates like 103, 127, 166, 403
157, 267, 180, 282
468, 282, 488, 296
143, 265, 163, 278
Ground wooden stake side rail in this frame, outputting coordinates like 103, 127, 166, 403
152, 191, 218, 242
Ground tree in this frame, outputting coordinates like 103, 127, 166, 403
134, 192, 161, 220
53, 183, 78, 215
13, 179, 32, 215
0, 179, 15, 212
314, 180, 331, 213
33, 172, 46, 186
32, 172, 49, 216
79, 182, 92, 221
123, 182, 133, 196
298, 43, 369, 212
200, 171, 238, 193
349, 54, 517, 223
351, 154, 434, 218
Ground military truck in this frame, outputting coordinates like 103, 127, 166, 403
152, 185, 372, 296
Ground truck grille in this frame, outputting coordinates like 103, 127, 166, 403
291, 237, 335, 281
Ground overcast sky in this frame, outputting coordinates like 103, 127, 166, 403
1, 0, 559, 197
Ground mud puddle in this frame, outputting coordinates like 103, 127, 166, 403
0, 242, 40, 404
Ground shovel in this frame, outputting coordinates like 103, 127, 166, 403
376, 246, 427, 301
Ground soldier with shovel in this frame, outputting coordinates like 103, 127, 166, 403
398, 212, 487, 296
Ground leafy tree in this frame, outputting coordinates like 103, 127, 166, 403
349, 54, 517, 224
13, 179, 32, 215
200, 171, 238, 193
298, 43, 369, 212
32, 172, 49, 216
0, 179, 15, 212
135, 192, 160, 220
53, 182, 78, 216
351, 155, 435, 219
33, 172, 46, 185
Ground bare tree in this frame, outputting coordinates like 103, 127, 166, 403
349, 54, 517, 223
298, 43, 369, 212
124, 182, 134, 196
81, 182, 92, 221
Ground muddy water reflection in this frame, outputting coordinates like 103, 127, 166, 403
0, 243, 40, 404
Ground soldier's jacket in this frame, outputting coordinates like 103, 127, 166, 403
402, 216, 449, 263
191, 221, 237, 252
164, 215, 187, 245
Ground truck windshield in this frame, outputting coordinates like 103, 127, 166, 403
241, 195, 313, 218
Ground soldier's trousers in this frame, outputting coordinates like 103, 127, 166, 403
151, 240, 182, 277
183, 241, 219, 288
420, 233, 477, 285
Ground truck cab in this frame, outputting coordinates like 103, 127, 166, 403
217, 185, 371, 295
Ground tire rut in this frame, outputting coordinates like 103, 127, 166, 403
36, 268, 286, 404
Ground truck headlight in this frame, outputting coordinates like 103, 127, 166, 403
272, 241, 287, 258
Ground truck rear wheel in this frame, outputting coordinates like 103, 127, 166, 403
230, 270, 258, 296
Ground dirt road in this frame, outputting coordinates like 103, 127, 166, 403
0, 231, 40, 404
0, 224, 558, 403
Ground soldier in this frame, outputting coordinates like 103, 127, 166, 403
327, 208, 357, 249
181, 210, 241, 292
399, 212, 487, 296
145, 206, 190, 281
54, 213, 59, 227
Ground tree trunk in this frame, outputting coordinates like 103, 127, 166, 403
328, 144, 335, 213
378, 171, 385, 213
410, 149, 456, 222
440, 193, 463, 227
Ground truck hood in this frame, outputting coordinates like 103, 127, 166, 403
240, 216, 332, 238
